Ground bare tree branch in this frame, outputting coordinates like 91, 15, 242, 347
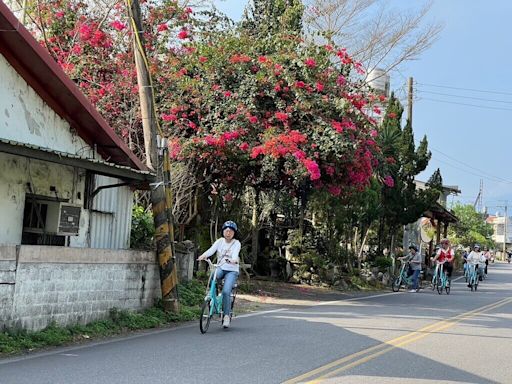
304, 0, 443, 76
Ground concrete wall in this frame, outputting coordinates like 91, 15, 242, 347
0, 152, 85, 245
0, 245, 161, 331
0, 53, 94, 157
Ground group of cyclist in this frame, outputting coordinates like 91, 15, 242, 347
399, 237, 495, 292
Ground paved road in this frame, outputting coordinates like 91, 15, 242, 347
1, 263, 511, 384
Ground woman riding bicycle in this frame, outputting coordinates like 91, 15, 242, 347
398, 244, 422, 292
197, 220, 241, 328
467, 244, 485, 287
431, 238, 454, 285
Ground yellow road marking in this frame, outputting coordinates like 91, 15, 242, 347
283, 297, 512, 384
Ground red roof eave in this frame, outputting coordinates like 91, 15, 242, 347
0, 2, 148, 172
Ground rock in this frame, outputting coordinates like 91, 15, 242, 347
301, 271, 312, 280
311, 274, 321, 283
288, 275, 300, 284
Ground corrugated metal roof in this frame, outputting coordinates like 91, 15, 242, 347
0, 138, 155, 182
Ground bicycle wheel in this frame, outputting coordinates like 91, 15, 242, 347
445, 280, 450, 295
199, 300, 212, 334
392, 277, 402, 292
436, 278, 443, 295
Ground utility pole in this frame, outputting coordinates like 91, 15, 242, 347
407, 77, 413, 123
127, 0, 179, 312
504, 204, 508, 259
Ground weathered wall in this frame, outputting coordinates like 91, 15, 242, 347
0, 245, 161, 331
0, 152, 85, 245
0, 53, 93, 157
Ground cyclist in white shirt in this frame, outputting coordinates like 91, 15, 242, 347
197, 220, 240, 328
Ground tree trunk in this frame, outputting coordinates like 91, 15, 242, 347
358, 226, 370, 270
251, 188, 260, 267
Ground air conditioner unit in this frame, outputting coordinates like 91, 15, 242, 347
45, 202, 82, 236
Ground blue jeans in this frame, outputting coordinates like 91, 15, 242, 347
411, 269, 420, 289
215, 269, 238, 317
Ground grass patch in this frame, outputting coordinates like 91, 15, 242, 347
0, 280, 206, 357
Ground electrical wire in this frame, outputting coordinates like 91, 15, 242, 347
125, 0, 164, 137
418, 90, 512, 105
430, 147, 512, 184
419, 97, 512, 112
417, 82, 512, 97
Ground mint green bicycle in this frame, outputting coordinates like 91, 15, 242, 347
199, 259, 237, 334
432, 262, 450, 295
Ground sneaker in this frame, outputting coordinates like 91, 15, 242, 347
223, 315, 230, 328
408, 289, 417, 293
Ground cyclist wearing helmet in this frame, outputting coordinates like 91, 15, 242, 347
398, 244, 422, 292
197, 221, 241, 328
431, 238, 454, 285
467, 244, 485, 285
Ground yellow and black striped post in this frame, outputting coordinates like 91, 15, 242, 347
151, 147, 179, 312
128, 0, 179, 312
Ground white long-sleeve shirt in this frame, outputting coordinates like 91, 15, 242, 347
467, 251, 483, 265
202, 238, 241, 273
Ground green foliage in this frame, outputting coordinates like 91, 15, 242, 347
377, 94, 439, 249
448, 204, 494, 248
373, 257, 392, 270
0, 279, 209, 356
177, 280, 206, 307
130, 205, 155, 250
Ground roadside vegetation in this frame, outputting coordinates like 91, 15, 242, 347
0, 281, 204, 356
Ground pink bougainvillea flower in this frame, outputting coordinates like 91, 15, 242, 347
387, 112, 397, 119
177, 29, 189, 39
373, 106, 381, 115
248, 115, 258, 124
223, 91, 232, 98
111, 20, 126, 31
336, 75, 346, 87
304, 58, 316, 68
370, 130, 378, 137
383, 175, 395, 187
327, 185, 341, 196
239, 142, 249, 151
316, 82, 324, 92
198, 56, 208, 63
275, 112, 288, 122
55, 11, 65, 19
258, 56, 268, 63
302, 159, 321, 180
331, 121, 343, 133
157, 23, 168, 32
162, 113, 178, 122
295, 81, 305, 88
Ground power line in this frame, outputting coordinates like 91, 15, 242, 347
431, 147, 512, 184
420, 97, 512, 112
430, 156, 512, 185
417, 82, 512, 97
417, 90, 512, 105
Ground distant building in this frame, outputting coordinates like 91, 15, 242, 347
486, 215, 512, 252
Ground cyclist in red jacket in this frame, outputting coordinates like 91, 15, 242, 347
431, 238, 454, 286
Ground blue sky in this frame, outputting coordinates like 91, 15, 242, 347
214, 0, 512, 215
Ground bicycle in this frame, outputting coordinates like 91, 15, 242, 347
432, 262, 450, 295
392, 262, 422, 292
467, 264, 479, 292
463, 262, 470, 282
199, 259, 237, 334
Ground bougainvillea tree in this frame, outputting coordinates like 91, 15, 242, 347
23, 0, 385, 197
159, 25, 385, 201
